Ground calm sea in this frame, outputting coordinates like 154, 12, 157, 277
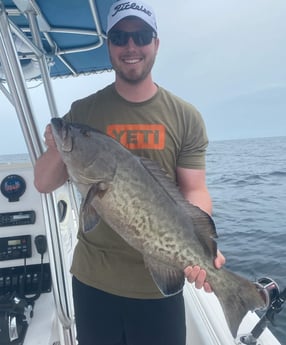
207, 136, 286, 344
1, 136, 285, 344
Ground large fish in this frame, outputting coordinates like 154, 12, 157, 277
51, 118, 266, 338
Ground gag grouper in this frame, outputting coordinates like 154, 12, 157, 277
51, 118, 266, 338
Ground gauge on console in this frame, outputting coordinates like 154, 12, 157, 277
1, 174, 26, 202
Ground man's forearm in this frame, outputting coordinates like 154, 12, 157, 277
184, 188, 213, 216
34, 148, 68, 193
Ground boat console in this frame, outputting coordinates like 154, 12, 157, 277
0, 157, 77, 345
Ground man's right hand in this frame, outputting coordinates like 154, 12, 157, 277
34, 122, 68, 193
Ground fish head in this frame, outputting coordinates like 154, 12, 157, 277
50, 118, 117, 186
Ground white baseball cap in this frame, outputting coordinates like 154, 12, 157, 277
106, 0, 157, 34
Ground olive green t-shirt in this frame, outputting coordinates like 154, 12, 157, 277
66, 83, 208, 298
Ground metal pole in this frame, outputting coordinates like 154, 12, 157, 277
0, 0, 42, 164
25, 8, 59, 117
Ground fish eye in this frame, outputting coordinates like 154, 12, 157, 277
80, 128, 91, 137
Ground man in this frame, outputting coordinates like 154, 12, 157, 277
34, 1, 225, 344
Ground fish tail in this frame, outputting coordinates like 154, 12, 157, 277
213, 269, 266, 338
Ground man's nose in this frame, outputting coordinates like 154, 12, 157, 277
126, 36, 137, 48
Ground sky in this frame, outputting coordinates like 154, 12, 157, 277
0, 0, 286, 154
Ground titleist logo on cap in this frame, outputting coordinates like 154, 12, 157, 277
112, 2, 152, 18
106, 0, 157, 34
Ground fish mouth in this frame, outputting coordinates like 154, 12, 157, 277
51, 118, 73, 152
51, 117, 64, 133
51, 117, 68, 141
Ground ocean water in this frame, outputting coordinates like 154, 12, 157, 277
207, 136, 286, 344
1, 136, 285, 344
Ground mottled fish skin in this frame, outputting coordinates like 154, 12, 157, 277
51, 118, 266, 338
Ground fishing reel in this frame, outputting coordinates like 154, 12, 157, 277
238, 277, 286, 345
255, 277, 280, 309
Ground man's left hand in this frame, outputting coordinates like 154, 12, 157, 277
184, 250, 226, 293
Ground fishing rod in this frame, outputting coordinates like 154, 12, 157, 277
239, 277, 286, 345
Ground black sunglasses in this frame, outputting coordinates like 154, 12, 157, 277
108, 30, 157, 47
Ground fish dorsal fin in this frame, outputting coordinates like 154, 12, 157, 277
80, 182, 109, 232
144, 256, 185, 296
139, 157, 218, 258
189, 205, 218, 258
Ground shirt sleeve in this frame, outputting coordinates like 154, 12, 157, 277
176, 109, 209, 170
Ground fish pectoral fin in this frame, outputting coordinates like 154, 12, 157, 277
81, 204, 100, 232
145, 257, 185, 296
80, 183, 104, 232
84, 181, 109, 204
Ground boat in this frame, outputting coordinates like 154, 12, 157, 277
0, 1, 283, 344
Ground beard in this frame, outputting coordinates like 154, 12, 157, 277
110, 53, 156, 85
